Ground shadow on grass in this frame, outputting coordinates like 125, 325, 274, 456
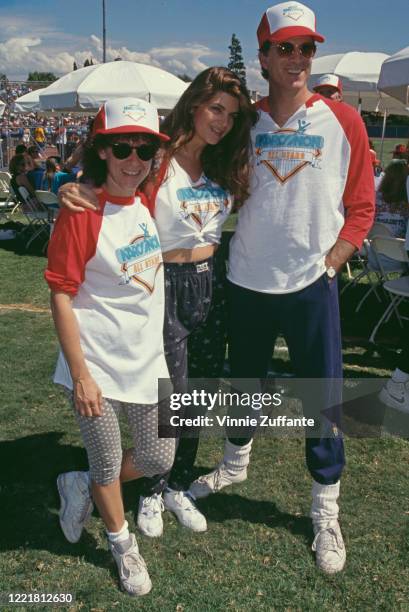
0, 432, 116, 575
196, 491, 312, 541
0, 221, 47, 258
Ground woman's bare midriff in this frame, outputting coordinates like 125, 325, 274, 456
162, 244, 217, 263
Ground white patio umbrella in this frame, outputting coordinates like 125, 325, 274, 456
378, 46, 409, 106
311, 52, 387, 93
13, 88, 47, 113
310, 51, 409, 114
39, 61, 189, 112
310, 51, 409, 162
0, 100, 5, 117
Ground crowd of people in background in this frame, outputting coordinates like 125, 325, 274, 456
0, 81, 90, 167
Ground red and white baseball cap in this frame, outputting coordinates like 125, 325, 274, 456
92, 97, 169, 141
257, 1, 325, 47
313, 74, 343, 94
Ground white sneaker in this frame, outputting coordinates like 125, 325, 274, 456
57, 471, 93, 543
109, 533, 152, 597
137, 493, 164, 538
379, 379, 409, 414
312, 520, 346, 574
163, 489, 207, 532
188, 463, 247, 499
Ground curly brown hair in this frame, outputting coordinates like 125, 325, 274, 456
161, 67, 257, 203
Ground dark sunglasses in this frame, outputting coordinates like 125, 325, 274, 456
110, 142, 158, 161
274, 41, 317, 59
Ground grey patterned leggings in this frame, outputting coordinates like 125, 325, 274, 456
73, 396, 176, 485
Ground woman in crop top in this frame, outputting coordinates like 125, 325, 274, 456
58, 67, 256, 537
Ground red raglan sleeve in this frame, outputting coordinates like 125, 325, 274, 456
44, 207, 103, 296
329, 101, 375, 249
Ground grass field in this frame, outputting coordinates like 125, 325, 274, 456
0, 228, 408, 611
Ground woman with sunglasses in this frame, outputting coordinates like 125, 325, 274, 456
45, 98, 175, 597
57, 67, 256, 536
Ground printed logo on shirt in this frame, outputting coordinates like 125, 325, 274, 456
115, 223, 162, 294
255, 120, 324, 184
176, 180, 231, 230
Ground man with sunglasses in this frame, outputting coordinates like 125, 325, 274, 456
192, 1, 374, 574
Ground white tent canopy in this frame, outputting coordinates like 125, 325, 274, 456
0, 100, 5, 117
39, 61, 189, 112
311, 51, 409, 116
13, 88, 47, 113
378, 46, 409, 106
341, 91, 409, 116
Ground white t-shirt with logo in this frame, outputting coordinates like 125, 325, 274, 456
153, 158, 233, 252
228, 95, 375, 294
45, 190, 168, 404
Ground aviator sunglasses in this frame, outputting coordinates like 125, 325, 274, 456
273, 41, 317, 59
110, 142, 158, 161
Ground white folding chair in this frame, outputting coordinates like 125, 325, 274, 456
35, 190, 59, 207
354, 223, 401, 312
368, 236, 409, 343
18, 186, 53, 250
0, 171, 19, 218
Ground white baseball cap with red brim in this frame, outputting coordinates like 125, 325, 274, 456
257, 1, 325, 47
313, 74, 343, 94
92, 97, 169, 141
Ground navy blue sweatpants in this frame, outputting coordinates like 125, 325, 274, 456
227, 274, 345, 485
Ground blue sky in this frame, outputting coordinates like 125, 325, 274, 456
0, 0, 408, 91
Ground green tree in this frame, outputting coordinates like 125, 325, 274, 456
27, 71, 57, 82
227, 33, 246, 86
73, 61, 78, 71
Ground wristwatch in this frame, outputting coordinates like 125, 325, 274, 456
326, 266, 337, 279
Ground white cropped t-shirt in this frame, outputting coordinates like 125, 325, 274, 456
153, 158, 233, 253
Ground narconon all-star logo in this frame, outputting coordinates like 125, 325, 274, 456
255, 120, 324, 184
283, 4, 305, 21
115, 223, 162, 294
176, 180, 231, 230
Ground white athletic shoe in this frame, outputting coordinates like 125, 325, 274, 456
188, 463, 247, 499
163, 489, 207, 532
379, 379, 409, 414
57, 471, 93, 543
109, 533, 152, 597
137, 493, 164, 538
312, 520, 346, 574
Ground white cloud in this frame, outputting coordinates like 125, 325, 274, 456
0, 29, 266, 95
0, 32, 218, 82
245, 59, 268, 94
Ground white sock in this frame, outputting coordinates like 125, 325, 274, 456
392, 368, 409, 383
310, 481, 340, 530
223, 439, 253, 472
107, 520, 129, 544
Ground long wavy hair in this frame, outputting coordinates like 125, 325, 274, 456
161, 67, 257, 203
